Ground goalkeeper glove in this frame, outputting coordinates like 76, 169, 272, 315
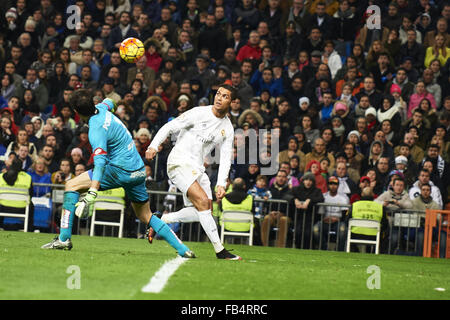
103, 98, 117, 113
75, 188, 98, 219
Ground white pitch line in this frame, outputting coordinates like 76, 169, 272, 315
141, 256, 188, 293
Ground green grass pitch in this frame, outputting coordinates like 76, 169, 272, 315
1, 231, 449, 300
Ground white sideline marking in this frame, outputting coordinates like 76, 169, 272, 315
141, 256, 188, 293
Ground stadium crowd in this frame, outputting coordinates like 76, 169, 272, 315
0, 0, 449, 253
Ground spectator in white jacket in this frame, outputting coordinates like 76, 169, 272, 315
322, 40, 342, 80
409, 169, 443, 209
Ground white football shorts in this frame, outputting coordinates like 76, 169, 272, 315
167, 162, 212, 206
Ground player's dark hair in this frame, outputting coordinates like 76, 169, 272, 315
69, 89, 96, 117
219, 84, 237, 101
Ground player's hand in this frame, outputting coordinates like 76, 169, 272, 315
103, 98, 117, 113
75, 188, 97, 219
216, 186, 226, 200
145, 147, 157, 161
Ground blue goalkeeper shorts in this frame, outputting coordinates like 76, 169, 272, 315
88, 164, 148, 203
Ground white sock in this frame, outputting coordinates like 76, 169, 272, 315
198, 209, 224, 253
161, 207, 199, 223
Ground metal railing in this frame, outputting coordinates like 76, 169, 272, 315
3, 183, 444, 257
386, 208, 426, 255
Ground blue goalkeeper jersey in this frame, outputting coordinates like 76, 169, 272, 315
88, 99, 144, 182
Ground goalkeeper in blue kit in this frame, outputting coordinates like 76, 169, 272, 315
42, 89, 195, 258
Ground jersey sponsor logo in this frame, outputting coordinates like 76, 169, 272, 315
93, 147, 107, 156
195, 133, 215, 144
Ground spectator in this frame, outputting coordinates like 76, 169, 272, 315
269, 162, 300, 189
250, 64, 283, 98
51, 158, 74, 185
412, 183, 446, 257
355, 76, 384, 111
425, 33, 450, 68
376, 177, 413, 211
261, 169, 293, 248
393, 155, 414, 187
301, 115, 320, 146
291, 172, 324, 249
0, 116, 15, 149
277, 136, 306, 172
304, 160, 327, 193
40, 143, 59, 173
1, 74, 16, 104
16, 144, 32, 171
421, 144, 449, 201
409, 168, 443, 209
398, 28, 425, 71
74, 163, 86, 176
5, 128, 38, 161
236, 30, 262, 62
423, 17, 450, 49
313, 176, 349, 251
15, 68, 48, 112
305, 137, 335, 172
198, 13, 227, 62
28, 156, 51, 197
247, 174, 272, 220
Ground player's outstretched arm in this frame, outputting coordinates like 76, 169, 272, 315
146, 109, 196, 156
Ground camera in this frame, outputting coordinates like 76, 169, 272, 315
60, 172, 66, 180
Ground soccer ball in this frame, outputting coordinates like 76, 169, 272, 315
119, 37, 145, 63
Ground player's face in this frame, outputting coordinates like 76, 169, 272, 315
213, 88, 232, 111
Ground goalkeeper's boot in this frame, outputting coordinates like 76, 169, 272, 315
182, 250, 196, 258
216, 248, 241, 260
146, 227, 155, 244
41, 237, 73, 250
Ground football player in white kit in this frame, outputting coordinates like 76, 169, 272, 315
145, 84, 241, 260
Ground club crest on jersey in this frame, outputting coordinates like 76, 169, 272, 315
93, 147, 107, 156
221, 129, 225, 136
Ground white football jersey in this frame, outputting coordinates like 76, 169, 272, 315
149, 105, 234, 187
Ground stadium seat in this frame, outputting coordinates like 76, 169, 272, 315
0, 190, 31, 232
90, 194, 125, 238
346, 219, 381, 254
220, 210, 254, 246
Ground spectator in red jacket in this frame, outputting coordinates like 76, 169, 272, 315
236, 31, 262, 62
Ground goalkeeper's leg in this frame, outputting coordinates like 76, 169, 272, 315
132, 201, 195, 258
59, 172, 92, 241
42, 172, 91, 249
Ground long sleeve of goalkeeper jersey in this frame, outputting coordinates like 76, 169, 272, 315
148, 108, 195, 151
216, 129, 234, 187
88, 99, 115, 182
89, 116, 108, 182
